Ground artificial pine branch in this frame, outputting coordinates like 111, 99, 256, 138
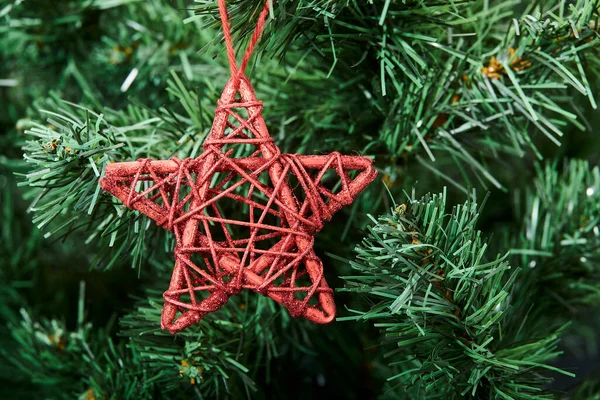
192, 0, 600, 190
338, 190, 573, 398
1, 0, 205, 122
119, 290, 298, 398
2, 0, 600, 398
511, 159, 600, 329
2, 283, 158, 400
14, 1, 600, 244
16, 96, 164, 271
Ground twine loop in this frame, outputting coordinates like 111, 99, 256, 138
218, 0, 271, 87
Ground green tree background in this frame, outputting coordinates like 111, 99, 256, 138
1, 0, 600, 398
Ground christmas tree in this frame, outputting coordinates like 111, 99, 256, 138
1, 0, 600, 398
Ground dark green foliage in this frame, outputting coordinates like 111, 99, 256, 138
195, 0, 600, 190
119, 290, 294, 398
2, 0, 600, 398
564, 374, 600, 400
510, 159, 600, 333
2, 284, 156, 400
339, 191, 572, 398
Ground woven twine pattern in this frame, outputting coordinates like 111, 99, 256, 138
100, 0, 377, 333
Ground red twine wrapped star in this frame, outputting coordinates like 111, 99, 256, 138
100, 0, 377, 333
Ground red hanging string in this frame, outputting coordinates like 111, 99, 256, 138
218, 0, 271, 82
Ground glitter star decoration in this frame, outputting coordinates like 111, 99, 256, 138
100, 75, 377, 332
100, 0, 377, 332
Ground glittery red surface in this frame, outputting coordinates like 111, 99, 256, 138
99, 0, 377, 333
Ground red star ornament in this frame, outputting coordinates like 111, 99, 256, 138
100, 75, 377, 333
